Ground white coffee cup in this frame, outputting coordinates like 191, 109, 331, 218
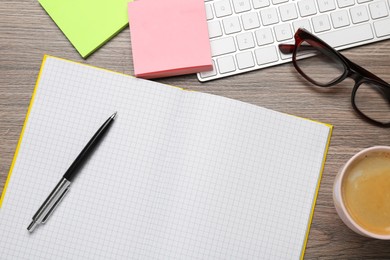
333, 146, 390, 240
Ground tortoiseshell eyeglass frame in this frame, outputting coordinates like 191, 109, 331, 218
279, 28, 390, 127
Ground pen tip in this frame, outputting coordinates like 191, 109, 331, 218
111, 112, 117, 119
27, 221, 37, 233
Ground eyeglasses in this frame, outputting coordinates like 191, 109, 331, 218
279, 28, 390, 127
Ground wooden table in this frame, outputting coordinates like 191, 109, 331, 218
1, 1, 389, 258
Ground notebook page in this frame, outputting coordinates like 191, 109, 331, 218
0, 56, 331, 259
0, 56, 187, 258
162, 92, 330, 259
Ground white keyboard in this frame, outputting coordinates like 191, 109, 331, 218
198, 0, 390, 81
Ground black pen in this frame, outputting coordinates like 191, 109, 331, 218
27, 112, 117, 232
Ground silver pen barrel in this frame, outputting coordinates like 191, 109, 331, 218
27, 178, 71, 232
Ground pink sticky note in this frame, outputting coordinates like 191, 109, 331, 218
128, 0, 213, 79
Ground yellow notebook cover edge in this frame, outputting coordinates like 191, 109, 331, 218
0, 55, 48, 208
300, 124, 333, 260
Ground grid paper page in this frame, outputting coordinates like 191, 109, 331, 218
0, 56, 331, 259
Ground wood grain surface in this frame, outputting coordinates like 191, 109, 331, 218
1, 1, 390, 258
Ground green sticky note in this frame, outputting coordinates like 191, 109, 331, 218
39, 0, 131, 58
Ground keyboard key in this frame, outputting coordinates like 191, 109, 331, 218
254, 45, 279, 65
374, 18, 390, 37
260, 7, 279, 25
357, 0, 372, 3
208, 21, 223, 38
232, 0, 251, 13
217, 55, 237, 73
214, 0, 233, 17
223, 16, 242, 34
274, 23, 293, 41
317, 0, 336, 12
337, 0, 355, 8
205, 3, 214, 20
317, 23, 373, 48
210, 37, 237, 56
312, 14, 331, 32
331, 10, 350, 28
369, 1, 389, 19
293, 19, 313, 32
255, 27, 274, 45
279, 3, 299, 21
199, 61, 217, 78
350, 5, 369, 24
272, 0, 289, 4
298, 0, 317, 17
236, 51, 256, 69
252, 0, 270, 8
242, 12, 261, 29
236, 32, 256, 50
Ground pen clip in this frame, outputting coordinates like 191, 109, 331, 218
42, 186, 70, 224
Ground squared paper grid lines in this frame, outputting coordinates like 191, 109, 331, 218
0, 56, 332, 259
166, 92, 330, 258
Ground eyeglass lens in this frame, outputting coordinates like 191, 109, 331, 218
295, 39, 345, 86
354, 81, 390, 125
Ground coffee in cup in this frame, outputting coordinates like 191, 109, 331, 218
333, 146, 390, 239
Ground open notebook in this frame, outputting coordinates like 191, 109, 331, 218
0, 56, 332, 259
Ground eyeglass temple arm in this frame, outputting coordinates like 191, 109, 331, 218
279, 43, 328, 55
278, 43, 390, 99
279, 44, 295, 54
